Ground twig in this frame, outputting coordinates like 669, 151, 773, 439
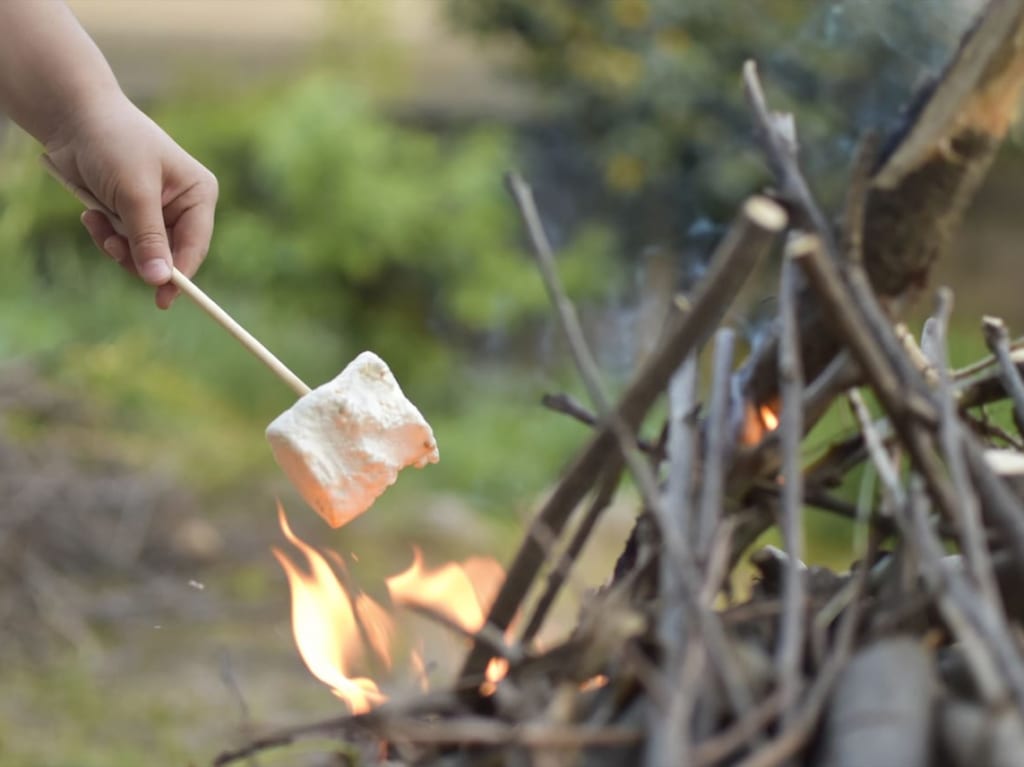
847, 388, 905, 507
397, 601, 524, 665
211, 692, 463, 766
217, 715, 641, 766
733, 532, 873, 767
519, 460, 622, 645
750, 481, 889, 532
506, 174, 760, 724
217, 649, 260, 767
775, 240, 806, 723
731, 350, 859, 488
961, 438, 1024, 566
696, 329, 736, 559
929, 289, 1001, 610
506, 169, 665, 592
541, 392, 659, 455
648, 354, 699, 767
742, 60, 837, 256
956, 344, 1024, 410
818, 638, 933, 767
461, 193, 786, 682
693, 690, 784, 766
962, 410, 1024, 449
663, 353, 700, 571
899, 477, 1008, 706
791, 237, 961, 524
379, 717, 642, 748
982, 315, 1024, 434
649, 634, 703, 767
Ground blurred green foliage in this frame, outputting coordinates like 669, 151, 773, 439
0, 73, 616, 497
448, 0, 970, 247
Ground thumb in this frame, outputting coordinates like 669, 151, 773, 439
117, 183, 173, 285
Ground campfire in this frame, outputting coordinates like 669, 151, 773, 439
214, 1, 1024, 765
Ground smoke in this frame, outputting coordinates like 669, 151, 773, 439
821, 0, 984, 69
799, 0, 986, 137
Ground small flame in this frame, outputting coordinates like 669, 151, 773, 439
387, 548, 501, 634
741, 401, 780, 445
275, 508, 509, 709
480, 657, 509, 696
274, 505, 389, 713
580, 674, 609, 692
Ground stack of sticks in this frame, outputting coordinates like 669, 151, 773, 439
214, 1, 1024, 765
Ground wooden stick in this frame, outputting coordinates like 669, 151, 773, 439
540, 392, 660, 455
742, 60, 837, 257
39, 154, 311, 398
734, 534, 872, 767
170, 271, 310, 397
459, 191, 785, 684
929, 289, 1001, 612
900, 477, 1010, 707
696, 328, 735, 559
982, 315, 1024, 433
519, 460, 621, 645
791, 240, 960, 523
507, 177, 759, 722
776, 239, 806, 724
818, 639, 933, 767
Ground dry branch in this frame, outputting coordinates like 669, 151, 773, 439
743, 0, 1024, 408
460, 195, 786, 681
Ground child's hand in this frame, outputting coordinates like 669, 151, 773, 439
48, 92, 218, 309
0, 1, 218, 309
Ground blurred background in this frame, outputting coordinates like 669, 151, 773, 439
0, 1, 1021, 764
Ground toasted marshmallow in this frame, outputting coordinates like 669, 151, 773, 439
266, 351, 439, 527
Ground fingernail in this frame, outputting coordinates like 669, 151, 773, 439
102, 236, 124, 262
140, 259, 172, 284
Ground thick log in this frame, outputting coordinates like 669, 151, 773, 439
743, 0, 1024, 409
866, 0, 1024, 300
817, 638, 934, 767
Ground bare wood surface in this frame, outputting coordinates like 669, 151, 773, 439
818, 639, 933, 767
775, 243, 806, 725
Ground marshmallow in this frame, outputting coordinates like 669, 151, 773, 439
266, 351, 439, 527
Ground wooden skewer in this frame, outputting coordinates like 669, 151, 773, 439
39, 154, 311, 398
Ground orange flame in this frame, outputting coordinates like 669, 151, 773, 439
274, 508, 508, 710
386, 547, 501, 634
273, 505, 388, 713
387, 547, 509, 693
741, 401, 780, 445
580, 674, 609, 692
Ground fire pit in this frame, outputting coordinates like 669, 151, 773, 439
213, 1, 1024, 765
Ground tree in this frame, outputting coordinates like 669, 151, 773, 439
449, 0, 979, 255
